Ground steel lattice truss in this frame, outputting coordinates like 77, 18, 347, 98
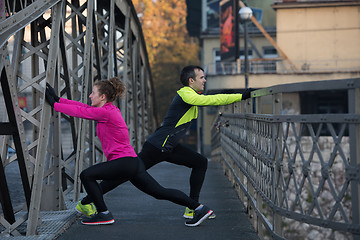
0, 0, 156, 236
211, 79, 360, 239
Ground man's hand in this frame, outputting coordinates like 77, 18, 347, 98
241, 88, 254, 100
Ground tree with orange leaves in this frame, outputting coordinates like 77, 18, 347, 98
133, 0, 200, 120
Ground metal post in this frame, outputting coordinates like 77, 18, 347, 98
246, 97, 255, 227
239, 6, 252, 88
273, 93, 283, 237
234, 0, 239, 61
255, 95, 263, 238
244, 21, 249, 89
107, 0, 115, 77
349, 87, 360, 240
27, 2, 63, 235
0, 0, 4, 19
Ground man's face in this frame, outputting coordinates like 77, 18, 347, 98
189, 69, 206, 93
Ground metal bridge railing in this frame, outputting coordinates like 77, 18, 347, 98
205, 58, 360, 76
211, 78, 360, 239
0, 0, 156, 237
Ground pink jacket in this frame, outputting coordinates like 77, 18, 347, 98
54, 98, 137, 161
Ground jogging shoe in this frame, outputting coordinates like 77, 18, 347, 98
183, 207, 194, 219
75, 201, 97, 217
81, 212, 114, 225
185, 205, 213, 227
183, 207, 216, 219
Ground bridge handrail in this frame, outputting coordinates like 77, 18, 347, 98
211, 78, 360, 239
205, 59, 360, 75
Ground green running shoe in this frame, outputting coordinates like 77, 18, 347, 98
183, 207, 194, 219
183, 207, 216, 219
75, 200, 97, 217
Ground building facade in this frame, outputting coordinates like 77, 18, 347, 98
199, 0, 360, 156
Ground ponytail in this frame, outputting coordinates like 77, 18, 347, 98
95, 77, 126, 102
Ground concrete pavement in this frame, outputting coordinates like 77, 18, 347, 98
54, 160, 259, 240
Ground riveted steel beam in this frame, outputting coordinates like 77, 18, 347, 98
0, 0, 155, 236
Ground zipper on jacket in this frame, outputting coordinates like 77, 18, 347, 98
162, 135, 170, 147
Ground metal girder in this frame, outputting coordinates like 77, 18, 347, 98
0, 0, 155, 236
0, 56, 32, 236
0, 0, 61, 48
26, 2, 63, 235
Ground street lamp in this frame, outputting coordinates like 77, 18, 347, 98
239, 7, 253, 89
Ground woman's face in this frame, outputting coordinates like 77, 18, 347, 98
89, 85, 106, 107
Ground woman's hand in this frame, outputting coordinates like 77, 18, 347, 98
46, 83, 60, 102
45, 88, 56, 107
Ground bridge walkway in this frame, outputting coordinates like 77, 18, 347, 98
53, 160, 259, 240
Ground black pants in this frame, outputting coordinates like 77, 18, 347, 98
82, 142, 207, 207
80, 156, 200, 212
140, 142, 208, 202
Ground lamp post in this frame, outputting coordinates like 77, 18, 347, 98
239, 6, 253, 89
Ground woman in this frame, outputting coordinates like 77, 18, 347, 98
45, 77, 213, 227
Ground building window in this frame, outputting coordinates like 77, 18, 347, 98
214, 49, 221, 64
300, 90, 348, 136
213, 48, 223, 74
207, 0, 220, 29
239, 48, 253, 59
263, 46, 277, 72
263, 46, 277, 58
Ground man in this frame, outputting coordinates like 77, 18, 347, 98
76, 65, 252, 220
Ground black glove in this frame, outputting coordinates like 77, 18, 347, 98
46, 83, 60, 102
241, 88, 253, 100
45, 89, 56, 107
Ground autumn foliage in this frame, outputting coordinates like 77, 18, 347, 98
132, 0, 200, 121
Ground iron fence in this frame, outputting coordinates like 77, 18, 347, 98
211, 78, 360, 239
205, 59, 360, 76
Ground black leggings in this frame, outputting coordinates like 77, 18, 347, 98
80, 156, 200, 212
83, 142, 207, 205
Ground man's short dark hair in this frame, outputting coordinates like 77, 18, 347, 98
180, 65, 204, 86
